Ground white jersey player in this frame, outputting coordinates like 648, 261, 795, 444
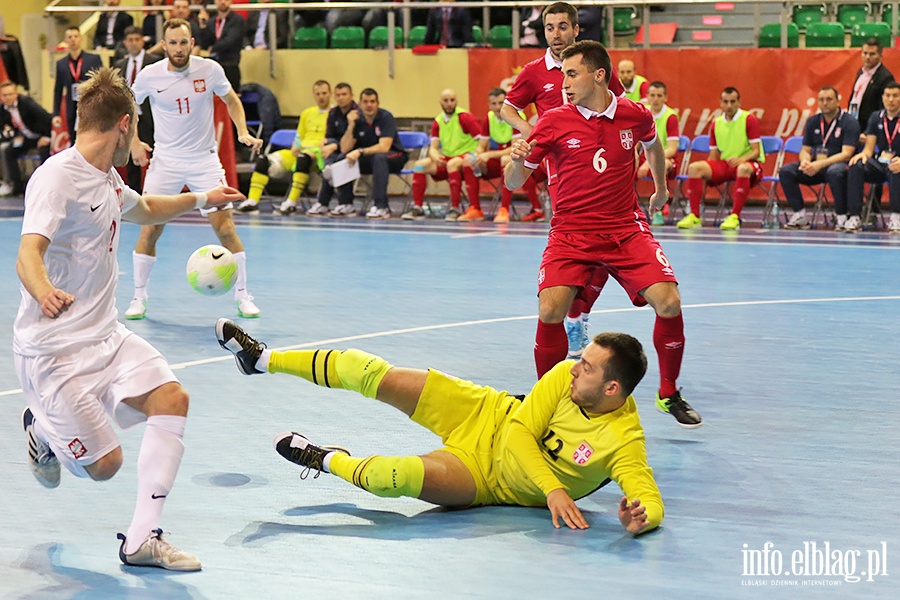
126, 17, 263, 320
14, 66, 244, 570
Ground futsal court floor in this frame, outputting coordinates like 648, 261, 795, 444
0, 201, 898, 599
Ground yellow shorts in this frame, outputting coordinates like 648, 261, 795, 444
410, 369, 520, 507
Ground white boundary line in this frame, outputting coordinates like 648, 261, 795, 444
2, 294, 898, 397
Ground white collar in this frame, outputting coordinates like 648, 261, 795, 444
721, 108, 743, 122
544, 48, 562, 71
650, 104, 670, 119
575, 91, 618, 120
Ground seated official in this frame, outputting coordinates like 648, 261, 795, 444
0, 81, 52, 196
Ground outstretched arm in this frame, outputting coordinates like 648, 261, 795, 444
221, 88, 263, 151
123, 186, 245, 225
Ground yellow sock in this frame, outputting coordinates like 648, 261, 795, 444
289, 172, 309, 202
248, 172, 269, 202
267, 348, 392, 398
329, 453, 424, 498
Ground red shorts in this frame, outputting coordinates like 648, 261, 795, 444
538, 229, 678, 307
637, 153, 678, 180
706, 160, 764, 186
483, 158, 504, 179
431, 154, 470, 181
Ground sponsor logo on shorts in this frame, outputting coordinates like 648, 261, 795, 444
538, 267, 545, 285
620, 129, 634, 150
573, 441, 593, 465
68, 438, 87, 459
193, 79, 206, 93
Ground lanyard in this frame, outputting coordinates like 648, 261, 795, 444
882, 112, 900, 150
820, 110, 841, 146
69, 56, 83, 81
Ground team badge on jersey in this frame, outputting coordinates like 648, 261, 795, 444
193, 79, 206, 93
573, 441, 594, 465
620, 129, 634, 150
68, 438, 87, 459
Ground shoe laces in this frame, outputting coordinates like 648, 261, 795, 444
290, 444, 325, 480
232, 322, 265, 353
663, 390, 691, 412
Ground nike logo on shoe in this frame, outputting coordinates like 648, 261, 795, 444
151, 493, 167, 499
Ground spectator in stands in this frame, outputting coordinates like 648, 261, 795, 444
94, 0, 134, 54
311, 82, 359, 217
141, 0, 167, 48
245, 6, 291, 49
53, 27, 103, 146
114, 26, 162, 192
779, 86, 858, 230
239, 80, 332, 214
576, 7, 603, 42
461, 87, 544, 224
848, 38, 895, 140
324, 1, 388, 37
148, 0, 202, 55
637, 81, 680, 226
424, 0, 474, 47
677, 87, 764, 231
402, 88, 481, 222
520, 7, 546, 48
619, 59, 648, 104
0, 81, 51, 196
339, 88, 409, 219
846, 82, 900, 234
198, 0, 246, 90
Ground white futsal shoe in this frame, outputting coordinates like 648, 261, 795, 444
118, 529, 201, 571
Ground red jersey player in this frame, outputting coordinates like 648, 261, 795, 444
505, 40, 701, 429
501, 2, 625, 359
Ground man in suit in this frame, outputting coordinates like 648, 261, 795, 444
94, 0, 134, 52
0, 81, 51, 196
424, 0, 474, 47
53, 27, 103, 146
197, 0, 246, 90
114, 26, 162, 191
849, 37, 896, 140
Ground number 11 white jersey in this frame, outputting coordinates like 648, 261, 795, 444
133, 56, 231, 158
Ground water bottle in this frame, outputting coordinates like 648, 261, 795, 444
771, 203, 780, 229
471, 152, 482, 177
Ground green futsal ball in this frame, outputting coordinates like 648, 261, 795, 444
186, 244, 237, 296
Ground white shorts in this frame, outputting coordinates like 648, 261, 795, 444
143, 151, 232, 215
14, 322, 179, 465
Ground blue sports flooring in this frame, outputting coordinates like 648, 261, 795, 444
0, 203, 898, 599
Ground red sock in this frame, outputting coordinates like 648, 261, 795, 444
654, 313, 684, 398
687, 178, 704, 217
462, 167, 481, 210
501, 185, 512, 209
412, 172, 426, 207
535, 320, 568, 378
568, 298, 587, 319
448, 171, 462, 207
732, 176, 750, 216
524, 177, 540, 209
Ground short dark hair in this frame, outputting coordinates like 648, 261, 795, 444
883, 81, 900, 93
648, 81, 667, 94
313, 80, 330, 90
360, 87, 378, 101
335, 82, 352, 93
65, 26, 81, 35
488, 87, 506, 98
818, 86, 839, 98
542, 2, 579, 26
123, 26, 142, 38
863, 37, 883, 53
722, 86, 740, 99
592, 332, 648, 397
560, 40, 612, 84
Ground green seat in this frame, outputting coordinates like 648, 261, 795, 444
487, 25, 512, 48
291, 26, 327, 49
851, 21, 891, 47
472, 24, 483, 44
882, 4, 897, 26
407, 25, 427, 47
837, 4, 870, 31
805, 22, 847, 47
368, 25, 402, 48
331, 26, 365, 49
613, 7, 637, 35
792, 5, 826, 30
758, 22, 799, 48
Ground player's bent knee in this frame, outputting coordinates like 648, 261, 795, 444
359, 456, 425, 498
146, 383, 190, 417
335, 349, 394, 398
85, 447, 124, 481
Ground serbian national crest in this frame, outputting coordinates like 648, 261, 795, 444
573, 441, 594, 465
193, 79, 206, 93
620, 129, 634, 150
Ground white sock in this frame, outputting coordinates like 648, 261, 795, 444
256, 348, 271, 372
132, 252, 157, 301
796, 208, 807, 219
124, 415, 186, 555
233, 251, 249, 301
322, 451, 337, 473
